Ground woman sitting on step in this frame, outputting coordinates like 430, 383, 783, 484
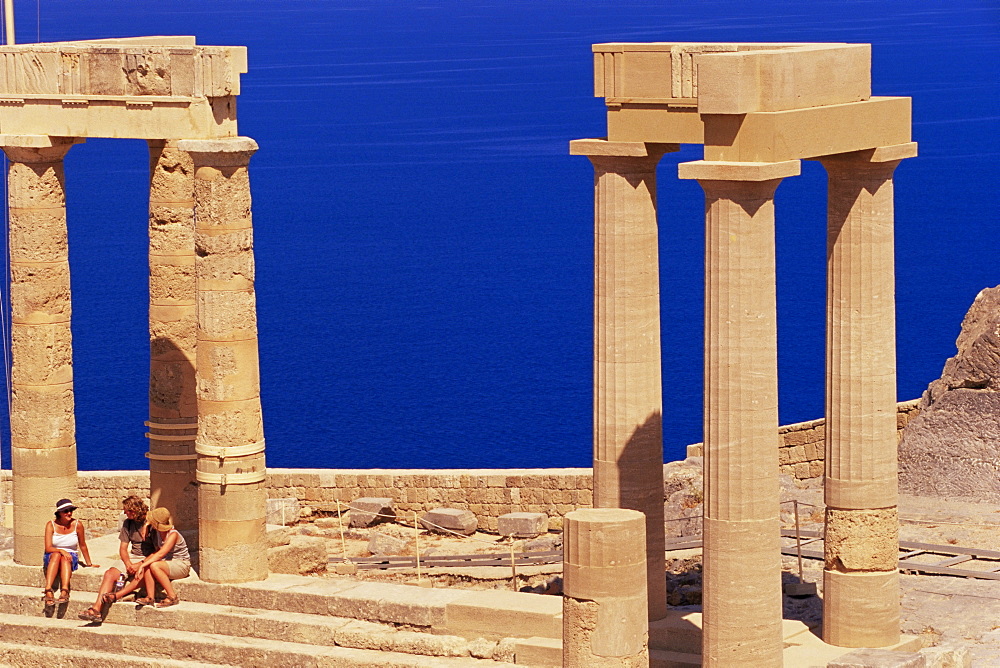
43, 498, 99, 607
78, 495, 152, 622
101, 507, 190, 609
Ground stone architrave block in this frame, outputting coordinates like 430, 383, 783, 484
266, 498, 300, 526
497, 512, 548, 538
420, 507, 477, 535
349, 497, 395, 528
267, 535, 328, 575
827, 648, 927, 668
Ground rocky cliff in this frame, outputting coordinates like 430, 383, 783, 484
898, 286, 1000, 502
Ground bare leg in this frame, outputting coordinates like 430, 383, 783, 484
57, 556, 72, 602
84, 567, 121, 613
138, 566, 157, 603
149, 562, 177, 600
43, 553, 62, 592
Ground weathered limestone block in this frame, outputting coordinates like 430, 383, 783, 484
420, 507, 477, 535
266, 498, 300, 526
899, 286, 1000, 503
827, 648, 926, 668
497, 512, 548, 538
524, 534, 562, 552
349, 497, 395, 527
368, 533, 409, 557
825, 508, 898, 571
267, 535, 328, 575
266, 525, 293, 548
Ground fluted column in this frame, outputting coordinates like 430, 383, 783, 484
0, 135, 83, 565
177, 137, 266, 583
679, 159, 799, 667
147, 140, 198, 531
571, 138, 679, 622
563, 508, 649, 667
820, 142, 916, 648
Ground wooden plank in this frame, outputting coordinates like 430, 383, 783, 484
899, 564, 1000, 581
935, 555, 974, 567
898, 540, 1000, 561
900, 550, 925, 560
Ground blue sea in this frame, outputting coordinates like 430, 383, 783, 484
0, 1, 997, 471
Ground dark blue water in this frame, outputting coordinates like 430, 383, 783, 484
1, 1, 997, 471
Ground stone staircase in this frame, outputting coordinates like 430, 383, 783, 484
0, 531, 555, 668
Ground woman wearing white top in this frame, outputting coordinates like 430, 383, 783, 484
43, 498, 99, 607
104, 507, 190, 609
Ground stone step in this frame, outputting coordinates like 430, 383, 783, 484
0, 557, 565, 646
650, 649, 702, 667
0, 583, 518, 663
0, 641, 238, 668
0, 612, 516, 668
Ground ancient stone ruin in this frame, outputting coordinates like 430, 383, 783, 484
0, 36, 267, 583
0, 36, 943, 667
572, 42, 915, 664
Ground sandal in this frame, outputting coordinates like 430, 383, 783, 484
156, 596, 179, 608
102, 592, 118, 605
135, 596, 155, 606
56, 588, 70, 604
42, 589, 55, 607
78, 607, 102, 623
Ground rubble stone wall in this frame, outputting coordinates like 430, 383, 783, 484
0, 400, 919, 531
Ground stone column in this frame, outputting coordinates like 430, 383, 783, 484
177, 137, 267, 583
147, 140, 198, 531
563, 508, 649, 667
819, 142, 916, 648
570, 138, 679, 622
0, 135, 83, 566
678, 159, 800, 667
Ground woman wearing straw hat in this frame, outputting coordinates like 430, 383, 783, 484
102, 507, 190, 608
42, 499, 99, 607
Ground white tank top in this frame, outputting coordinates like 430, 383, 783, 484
50, 521, 79, 553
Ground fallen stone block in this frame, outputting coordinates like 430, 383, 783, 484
369, 532, 409, 556
524, 534, 562, 552
420, 507, 477, 535
350, 497, 396, 527
497, 512, 548, 538
266, 497, 300, 526
266, 524, 293, 548
828, 648, 927, 668
918, 644, 972, 668
267, 535, 328, 575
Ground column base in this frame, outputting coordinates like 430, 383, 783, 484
823, 569, 900, 647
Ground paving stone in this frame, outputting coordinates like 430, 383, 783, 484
497, 512, 548, 538
350, 497, 396, 527
420, 508, 477, 536
827, 648, 927, 668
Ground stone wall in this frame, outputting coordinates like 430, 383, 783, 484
0, 400, 920, 532
686, 399, 920, 480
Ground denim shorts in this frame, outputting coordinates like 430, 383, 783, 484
42, 551, 79, 571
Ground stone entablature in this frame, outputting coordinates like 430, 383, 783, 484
0, 36, 245, 138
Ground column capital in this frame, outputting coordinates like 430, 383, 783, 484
817, 141, 917, 166
177, 137, 258, 168
0, 135, 84, 163
678, 159, 800, 182
570, 138, 679, 158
